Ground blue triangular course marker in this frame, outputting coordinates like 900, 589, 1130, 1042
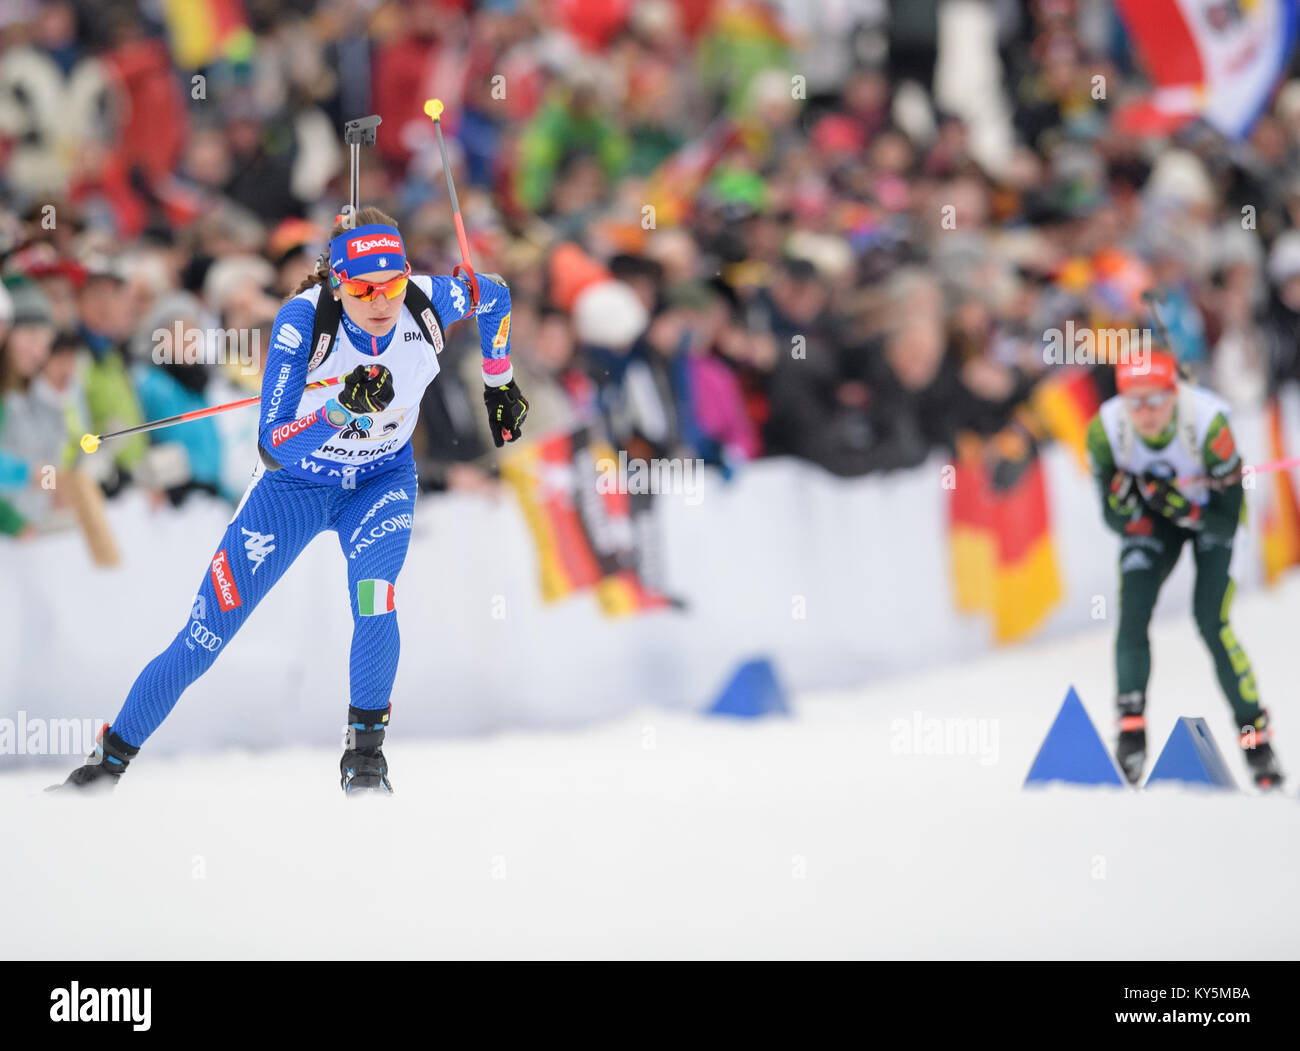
1144, 717, 1237, 790
707, 658, 789, 718
1024, 686, 1126, 787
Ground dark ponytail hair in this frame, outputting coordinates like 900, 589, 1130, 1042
291, 206, 401, 297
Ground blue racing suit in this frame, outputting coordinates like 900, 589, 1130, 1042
109, 273, 512, 747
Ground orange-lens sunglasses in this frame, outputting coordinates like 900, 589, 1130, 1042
331, 262, 411, 301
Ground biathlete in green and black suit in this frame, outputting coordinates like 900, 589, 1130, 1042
1086, 349, 1282, 789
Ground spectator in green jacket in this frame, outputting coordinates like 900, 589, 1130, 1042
76, 262, 148, 494
514, 71, 631, 214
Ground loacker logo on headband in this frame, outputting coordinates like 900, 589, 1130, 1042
347, 235, 403, 257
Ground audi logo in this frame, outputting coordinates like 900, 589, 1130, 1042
189, 621, 222, 652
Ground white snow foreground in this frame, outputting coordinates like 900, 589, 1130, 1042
3, 575, 1300, 959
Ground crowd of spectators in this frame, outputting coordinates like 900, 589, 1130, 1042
3, 0, 1300, 539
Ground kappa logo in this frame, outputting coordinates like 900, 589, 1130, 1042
449, 281, 467, 317
191, 594, 206, 621
241, 528, 276, 574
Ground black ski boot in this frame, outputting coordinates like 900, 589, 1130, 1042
1114, 691, 1146, 786
47, 724, 139, 793
1240, 711, 1284, 791
341, 704, 392, 795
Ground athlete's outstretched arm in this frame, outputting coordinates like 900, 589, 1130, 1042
424, 273, 514, 385
256, 296, 348, 467
424, 272, 527, 446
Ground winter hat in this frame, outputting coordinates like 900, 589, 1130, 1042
1116, 349, 1178, 393
5, 279, 53, 328
549, 243, 610, 313
203, 254, 276, 313
1268, 230, 1300, 285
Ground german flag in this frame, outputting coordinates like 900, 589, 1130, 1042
500, 432, 602, 602
501, 428, 672, 616
949, 433, 996, 614
161, 0, 254, 70
1030, 367, 1104, 474
949, 422, 1063, 643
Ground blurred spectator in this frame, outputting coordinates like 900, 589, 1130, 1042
0, 0, 1297, 541
77, 261, 148, 493
131, 292, 224, 505
0, 279, 60, 534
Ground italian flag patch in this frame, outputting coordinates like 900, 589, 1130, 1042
357, 579, 396, 616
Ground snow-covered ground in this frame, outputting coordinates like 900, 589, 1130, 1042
4, 573, 1299, 960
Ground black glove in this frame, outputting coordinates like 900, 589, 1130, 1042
1138, 471, 1202, 529
483, 379, 529, 447
339, 364, 394, 414
1107, 470, 1141, 515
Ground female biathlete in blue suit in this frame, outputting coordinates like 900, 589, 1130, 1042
54, 207, 529, 794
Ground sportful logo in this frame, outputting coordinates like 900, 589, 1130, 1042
349, 513, 413, 559
349, 489, 409, 542
241, 528, 275, 574
276, 323, 302, 355
210, 550, 242, 611
347, 235, 403, 257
